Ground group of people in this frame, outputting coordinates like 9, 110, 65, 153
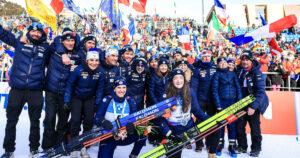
0, 17, 270, 158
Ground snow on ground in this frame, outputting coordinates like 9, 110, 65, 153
0, 110, 300, 158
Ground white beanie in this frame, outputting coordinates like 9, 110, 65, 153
86, 50, 99, 61
105, 47, 119, 58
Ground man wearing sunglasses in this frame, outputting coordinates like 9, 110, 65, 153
0, 22, 51, 158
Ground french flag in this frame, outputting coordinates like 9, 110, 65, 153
214, 0, 227, 25
230, 15, 297, 46
260, 14, 283, 56
178, 26, 191, 50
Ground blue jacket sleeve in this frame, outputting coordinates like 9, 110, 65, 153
128, 97, 137, 113
64, 66, 80, 103
251, 71, 266, 110
95, 70, 105, 108
191, 68, 199, 98
211, 73, 221, 109
148, 75, 158, 104
94, 96, 111, 124
234, 74, 243, 100
0, 25, 18, 48
191, 90, 209, 121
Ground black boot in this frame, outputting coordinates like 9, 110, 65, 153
0, 152, 14, 158
250, 150, 260, 157
228, 140, 238, 157
216, 138, 224, 156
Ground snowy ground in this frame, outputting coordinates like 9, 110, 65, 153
0, 110, 300, 158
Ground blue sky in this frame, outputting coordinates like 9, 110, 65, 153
9, 0, 300, 23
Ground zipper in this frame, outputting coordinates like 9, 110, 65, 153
26, 46, 36, 85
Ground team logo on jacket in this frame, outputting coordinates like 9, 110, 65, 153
210, 69, 216, 75
93, 73, 99, 80
81, 72, 89, 79
200, 70, 206, 77
38, 53, 44, 58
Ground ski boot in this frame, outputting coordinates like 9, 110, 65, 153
195, 140, 204, 152
216, 138, 224, 156
250, 150, 260, 157
29, 150, 39, 158
228, 140, 238, 157
236, 146, 247, 154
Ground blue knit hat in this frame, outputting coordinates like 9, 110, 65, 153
113, 77, 127, 88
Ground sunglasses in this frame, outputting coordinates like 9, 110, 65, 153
31, 22, 44, 30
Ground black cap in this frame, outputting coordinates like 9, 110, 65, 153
169, 68, 184, 81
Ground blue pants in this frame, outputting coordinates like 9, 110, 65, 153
98, 134, 146, 158
220, 99, 237, 140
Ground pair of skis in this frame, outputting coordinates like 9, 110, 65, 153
40, 97, 177, 158
140, 95, 255, 158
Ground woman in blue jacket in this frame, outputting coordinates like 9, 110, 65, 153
148, 58, 170, 104
64, 49, 104, 158
95, 77, 145, 158
212, 57, 242, 157
160, 69, 210, 158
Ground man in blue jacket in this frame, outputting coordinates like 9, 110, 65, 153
236, 51, 269, 157
0, 22, 50, 158
95, 46, 120, 108
191, 50, 218, 152
42, 28, 81, 151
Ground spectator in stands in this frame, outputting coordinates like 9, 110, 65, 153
269, 57, 285, 91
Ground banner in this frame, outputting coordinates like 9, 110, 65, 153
25, 0, 57, 31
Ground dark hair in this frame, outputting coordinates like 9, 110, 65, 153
166, 77, 191, 113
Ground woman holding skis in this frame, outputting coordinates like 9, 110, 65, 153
159, 69, 215, 158
94, 77, 145, 158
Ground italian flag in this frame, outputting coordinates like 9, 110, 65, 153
207, 11, 221, 44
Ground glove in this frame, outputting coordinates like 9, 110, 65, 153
216, 108, 222, 113
167, 133, 182, 143
63, 103, 71, 111
126, 122, 135, 135
101, 119, 113, 131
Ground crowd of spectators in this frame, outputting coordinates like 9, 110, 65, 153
0, 14, 299, 90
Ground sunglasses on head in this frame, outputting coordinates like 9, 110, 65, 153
31, 22, 44, 30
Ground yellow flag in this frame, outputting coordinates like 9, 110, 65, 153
25, 0, 57, 31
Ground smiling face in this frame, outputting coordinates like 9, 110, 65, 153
218, 60, 228, 69
29, 30, 42, 40
172, 74, 184, 89
85, 40, 96, 51
106, 54, 118, 66
159, 64, 168, 74
115, 85, 127, 98
241, 58, 252, 69
87, 59, 100, 70
63, 39, 75, 51
136, 64, 145, 74
122, 50, 135, 63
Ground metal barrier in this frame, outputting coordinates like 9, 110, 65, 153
263, 72, 300, 91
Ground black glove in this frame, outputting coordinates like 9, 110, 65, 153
63, 103, 71, 111
167, 133, 182, 143
101, 119, 113, 131
126, 122, 135, 135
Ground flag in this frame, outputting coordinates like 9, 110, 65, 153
4, 50, 14, 58
62, 0, 83, 18
269, 38, 283, 56
193, 34, 199, 53
214, 0, 227, 25
128, 18, 135, 36
101, 0, 124, 31
260, 14, 267, 26
178, 26, 191, 50
51, 0, 64, 15
118, 0, 147, 13
25, 0, 57, 31
229, 15, 297, 46
260, 14, 283, 56
207, 11, 221, 44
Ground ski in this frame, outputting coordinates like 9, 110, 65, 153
139, 95, 255, 158
39, 97, 177, 158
